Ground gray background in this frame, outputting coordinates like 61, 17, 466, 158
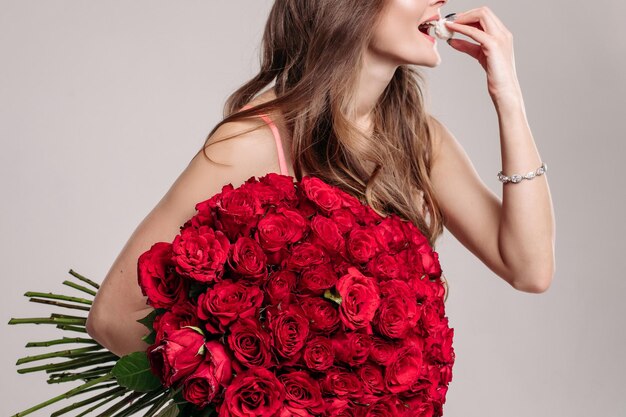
1, 1, 624, 416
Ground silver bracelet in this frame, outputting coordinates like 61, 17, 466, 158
497, 162, 547, 184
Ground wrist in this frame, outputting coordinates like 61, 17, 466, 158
492, 89, 525, 117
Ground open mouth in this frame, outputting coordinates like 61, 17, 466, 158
418, 21, 435, 37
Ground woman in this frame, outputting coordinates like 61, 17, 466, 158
86, 0, 555, 373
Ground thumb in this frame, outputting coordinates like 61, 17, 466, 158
447, 38, 481, 60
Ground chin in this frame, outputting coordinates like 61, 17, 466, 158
408, 54, 441, 68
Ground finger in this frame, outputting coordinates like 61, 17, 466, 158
444, 21, 492, 46
446, 38, 482, 60
453, 8, 499, 34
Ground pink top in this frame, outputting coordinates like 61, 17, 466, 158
241, 104, 289, 176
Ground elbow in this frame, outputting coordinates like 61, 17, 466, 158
85, 311, 107, 345
512, 268, 554, 294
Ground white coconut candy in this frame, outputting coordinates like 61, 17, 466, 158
427, 13, 457, 41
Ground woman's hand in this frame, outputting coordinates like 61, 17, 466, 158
445, 7, 521, 105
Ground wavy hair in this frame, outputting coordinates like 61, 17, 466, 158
200, 0, 446, 254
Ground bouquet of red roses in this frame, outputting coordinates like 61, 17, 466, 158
137, 173, 455, 417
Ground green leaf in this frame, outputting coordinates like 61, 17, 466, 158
323, 288, 342, 305
142, 329, 157, 345
137, 308, 163, 330
112, 351, 162, 392
155, 402, 180, 417
181, 325, 204, 336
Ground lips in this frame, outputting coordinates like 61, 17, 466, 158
419, 14, 441, 25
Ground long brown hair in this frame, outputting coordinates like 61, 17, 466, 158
199, 0, 445, 251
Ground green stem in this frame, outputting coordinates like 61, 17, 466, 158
143, 390, 176, 417
93, 391, 145, 417
73, 390, 128, 417
111, 389, 167, 417
51, 312, 88, 320
45, 353, 118, 373
17, 352, 116, 374
23, 291, 92, 305
16, 345, 103, 365
56, 324, 88, 333
49, 366, 114, 383
62, 280, 97, 297
26, 337, 98, 347
50, 386, 127, 417
8, 317, 86, 326
68, 269, 100, 289
9, 372, 114, 417
78, 382, 119, 393
27, 298, 91, 311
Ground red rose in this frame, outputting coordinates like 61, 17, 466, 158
172, 225, 231, 283
197, 280, 263, 333
369, 336, 401, 366
339, 191, 379, 225
332, 331, 372, 367
303, 336, 334, 371
255, 206, 307, 252
407, 275, 440, 303
257, 172, 299, 205
363, 395, 402, 417
323, 398, 359, 417
335, 267, 380, 332
286, 242, 330, 271
263, 270, 296, 305
367, 253, 406, 282
219, 367, 285, 417
297, 264, 338, 295
400, 220, 430, 250
182, 340, 233, 408
263, 270, 297, 305
402, 394, 435, 417
384, 346, 423, 394
148, 326, 206, 388
213, 187, 264, 240
420, 250, 442, 279
278, 371, 325, 414
301, 176, 344, 214
267, 304, 309, 360
309, 214, 346, 255
153, 301, 199, 340
227, 317, 274, 369
419, 298, 446, 335
328, 208, 359, 235
375, 294, 420, 339
346, 228, 381, 263
423, 324, 455, 365
299, 297, 340, 334
228, 236, 268, 281
357, 363, 385, 395
374, 216, 409, 253
321, 369, 364, 401
375, 280, 420, 339
137, 242, 189, 309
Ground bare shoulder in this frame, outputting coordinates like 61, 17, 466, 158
198, 116, 279, 176
426, 114, 449, 164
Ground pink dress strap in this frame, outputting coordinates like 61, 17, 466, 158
241, 104, 289, 176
